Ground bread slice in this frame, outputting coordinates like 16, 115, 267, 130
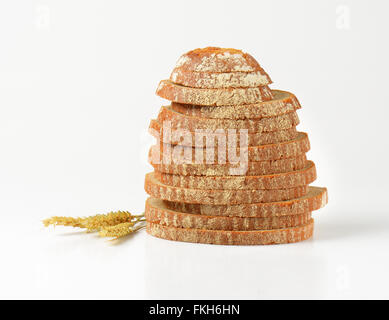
144, 172, 308, 205
171, 90, 301, 120
156, 80, 273, 106
170, 69, 271, 89
154, 161, 316, 190
163, 186, 327, 217
146, 219, 314, 245
148, 131, 310, 163
145, 197, 312, 231
173, 47, 268, 73
157, 105, 300, 133
149, 119, 299, 147
149, 152, 307, 176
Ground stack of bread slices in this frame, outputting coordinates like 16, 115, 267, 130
144, 47, 328, 245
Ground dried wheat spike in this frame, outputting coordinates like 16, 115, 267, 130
83, 211, 140, 231
99, 219, 145, 239
43, 211, 145, 232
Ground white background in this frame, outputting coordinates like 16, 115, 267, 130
0, 0, 388, 299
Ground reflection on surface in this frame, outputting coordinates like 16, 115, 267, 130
144, 234, 327, 299
144, 215, 389, 299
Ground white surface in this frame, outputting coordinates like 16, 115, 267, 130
1, 0, 389, 299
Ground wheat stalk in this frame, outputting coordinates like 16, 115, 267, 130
43, 211, 145, 240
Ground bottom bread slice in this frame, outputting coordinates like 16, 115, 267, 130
147, 219, 314, 245
145, 197, 312, 230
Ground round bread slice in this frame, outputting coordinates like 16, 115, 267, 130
163, 186, 327, 217
154, 161, 316, 190
148, 131, 310, 163
156, 80, 273, 106
145, 197, 312, 231
144, 172, 308, 205
173, 47, 268, 73
146, 219, 314, 245
149, 119, 299, 147
149, 152, 307, 176
170, 69, 271, 89
171, 90, 301, 120
157, 106, 300, 134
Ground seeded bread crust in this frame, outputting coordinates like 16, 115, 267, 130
145, 197, 312, 231
149, 152, 307, 176
170, 90, 301, 120
149, 119, 299, 147
156, 80, 273, 106
163, 186, 328, 217
157, 106, 300, 134
144, 172, 308, 205
154, 161, 316, 190
146, 219, 314, 245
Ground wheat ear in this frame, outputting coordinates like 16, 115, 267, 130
43, 211, 145, 239
99, 217, 145, 239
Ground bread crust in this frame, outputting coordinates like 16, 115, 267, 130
163, 186, 328, 217
157, 106, 300, 134
149, 119, 299, 147
145, 197, 312, 231
144, 172, 308, 205
146, 219, 314, 245
156, 80, 273, 106
170, 90, 301, 120
154, 161, 316, 190
149, 153, 307, 176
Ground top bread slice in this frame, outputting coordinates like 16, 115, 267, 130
173, 47, 269, 73
170, 47, 272, 88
